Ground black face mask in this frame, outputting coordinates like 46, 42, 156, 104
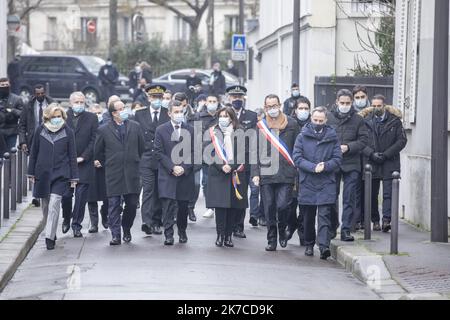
36, 96, 45, 103
0, 87, 10, 98
374, 107, 385, 117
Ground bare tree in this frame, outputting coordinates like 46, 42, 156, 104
110, 0, 118, 57
147, 0, 210, 41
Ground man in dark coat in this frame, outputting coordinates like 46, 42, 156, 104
0, 77, 24, 149
283, 83, 307, 116
134, 84, 171, 236
293, 107, 342, 260
186, 69, 203, 106
327, 89, 368, 242
61, 92, 99, 237
154, 100, 195, 245
128, 62, 142, 95
94, 100, 145, 245
98, 58, 119, 101
210, 62, 226, 96
228, 85, 258, 238
251, 94, 300, 251
360, 95, 407, 232
19, 84, 53, 154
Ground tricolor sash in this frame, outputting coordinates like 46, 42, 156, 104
257, 119, 295, 167
209, 127, 245, 200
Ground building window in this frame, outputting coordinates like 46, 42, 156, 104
45, 17, 58, 50
80, 17, 97, 43
173, 16, 190, 42
224, 15, 239, 49
122, 17, 130, 43
351, 0, 394, 13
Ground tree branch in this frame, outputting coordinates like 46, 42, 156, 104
147, 0, 195, 26
20, 0, 45, 19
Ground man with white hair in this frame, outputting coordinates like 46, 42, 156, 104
61, 92, 99, 238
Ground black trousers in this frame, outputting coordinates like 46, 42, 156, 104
108, 194, 139, 238
215, 208, 238, 237
303, 205, 332, 249
372, 179, 393, 222
88, 200, 109, 228
161, 198, 189, 239
141, 167, 163, 227
234, 170, 250, 233
61, 183, 90, 232
287, 198, 305, 239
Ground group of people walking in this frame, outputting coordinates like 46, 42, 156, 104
2, 72, 407, 260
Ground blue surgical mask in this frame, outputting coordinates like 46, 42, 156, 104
232, 100, 244, 110
292, 90, 301, 98
119, 110, 129, 121
219, 117, 231, 128
296, 110, 310, 121
354, 99, 367, 110
173, 113, 185, 124
151, 99, 162, 110
72, 105, 85, 114
207, 103, 218, 114
338, 105, 352, 114
162, 100, 170, 109
50, 117, 63, 126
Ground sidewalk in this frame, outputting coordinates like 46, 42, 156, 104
331, 219, 450, 300
0, 201, 43, 292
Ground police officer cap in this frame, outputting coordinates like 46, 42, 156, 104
226, 85, 247, 96
145, 84, 167, 96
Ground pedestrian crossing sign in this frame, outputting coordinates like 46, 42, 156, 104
232, 34, 247, 52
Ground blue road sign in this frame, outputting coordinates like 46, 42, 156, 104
232, 34, 247, 52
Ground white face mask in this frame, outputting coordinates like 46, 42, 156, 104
296, 110, 310, 121
267, 108, 280, 118
219, 117, 231, 128
173, 113, 185, 124
338, 105, 352, 114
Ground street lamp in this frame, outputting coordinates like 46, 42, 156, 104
7, 15, 21, 33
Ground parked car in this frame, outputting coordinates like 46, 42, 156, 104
16, 55, 131, 104
152, 69, 240, 95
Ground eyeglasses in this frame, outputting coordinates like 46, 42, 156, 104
265, 104, 280, 110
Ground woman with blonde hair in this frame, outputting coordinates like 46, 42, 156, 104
27, 103, 79, 250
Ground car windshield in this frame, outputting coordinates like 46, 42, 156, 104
78, 56, 106, 75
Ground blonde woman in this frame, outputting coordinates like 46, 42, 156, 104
27, 104, 79, 250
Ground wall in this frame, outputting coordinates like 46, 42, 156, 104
0, 1, 6, 77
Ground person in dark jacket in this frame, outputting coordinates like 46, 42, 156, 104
252, 94, 300, 251
135, 84, 171, 236
87, 104, 109, 232
141, 62, 153, 84
293, 106, 342, 260
61, 92, 99, 238
94, 100, 145, 245
128, 62, 142, 95
186, 69, 203, 106
327, 89, 368, 242
360, 95, 407, 232
0, 78, 24, 149
283, 83, 307, 116
27, 104, 79, 250
133, 78, 150, 107
210, 62, 226, 96
154, 100, 195, 245
206, 106, 248, 247
98, 58, 119, 101
226, 60, 239, 78
286, 96, 311, 246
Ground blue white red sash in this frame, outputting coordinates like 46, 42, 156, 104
257, 119, 295, 167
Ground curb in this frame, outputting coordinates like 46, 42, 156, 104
0, 206, 44, 293
330, 241, 449, 300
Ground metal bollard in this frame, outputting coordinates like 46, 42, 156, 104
46, 82, 50, 96
364, 164, 373, 240
391, 172, 401, 254
17, 149, 23, 203
23, 152, 28, 196
3, 153, 11, 219
10, 148, 17, 211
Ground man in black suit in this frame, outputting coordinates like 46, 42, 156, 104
134, 84, 171, 236
154, 100, 195, 245
226, 85, 257, 239
94, 100, 145, 245
61, 92, 99, 237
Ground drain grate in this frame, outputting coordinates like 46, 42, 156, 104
395, 267, 450, 293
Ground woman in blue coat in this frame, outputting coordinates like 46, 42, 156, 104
28, 104, 79, 250
293, 107, 342, 260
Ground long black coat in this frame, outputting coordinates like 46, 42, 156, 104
360, 107, 407, 180
293, 124, 342, 206
327, 106, 368, 173
205, 126, 248, 209
251, 116, 300, 185
66, 109, 98, 185
134, 107, 171, 170
154, 121, 195, 201
18, 96, 54, 148
237, 109, 257, 171
94, 120, 145, 197
0, 93, 24, 136
28, 124, 79, 198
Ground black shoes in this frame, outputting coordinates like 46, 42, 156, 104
101, 219, 109, 229
32, 198, 40, 207
233, 230, 246, 239
373, 222, 382, 232
88, 226, 98, 234
123, 230, 132, 243
110, 237, 121, 246
340, 231, 354, 242
382, 220, 391, 233
224, 236, 234, 248
62, 220, 70, 234
265, 243, 277, 251
279, 231, 288, 248
179, 231, 188, 244
215, 234, 224, 247
249, 217, 258, 227
152, 225, 163, 235
164, 238, 175, 246
188, 208, 197, 222
74, 230, 83, 238
320, 247, 331, 260
141, 224, 153, 235
305, 246, 314, 256
45, 238, 55, 250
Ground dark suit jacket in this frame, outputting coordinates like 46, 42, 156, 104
134, 107, 171, 170
66, 109, 99, 184
154, 121, 195, 201
94, 120, 145, 197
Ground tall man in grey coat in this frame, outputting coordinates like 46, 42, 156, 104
94, 100, 145, 245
